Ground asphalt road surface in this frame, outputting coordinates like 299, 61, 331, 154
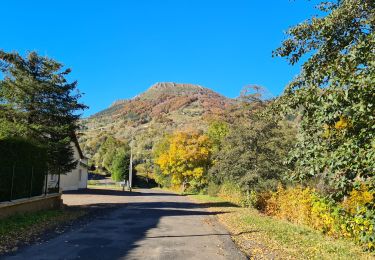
5, 188, 246, 260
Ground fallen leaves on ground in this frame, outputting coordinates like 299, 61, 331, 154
0, 208, 87, 255
189, 195, 375, 260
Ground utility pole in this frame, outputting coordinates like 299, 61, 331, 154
128, 137, 133, 192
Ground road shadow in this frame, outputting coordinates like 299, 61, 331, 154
64, 188, 239, 208
6, 189, 245, 259
64, 188, 180, 197
74, 201, 230, 259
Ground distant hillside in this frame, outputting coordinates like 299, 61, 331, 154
79, 82, 235, 160
91, 82, 231, 119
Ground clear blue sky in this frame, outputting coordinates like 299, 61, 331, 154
1, 0, 319, 117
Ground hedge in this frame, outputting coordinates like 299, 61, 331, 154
0, 138, 48, 202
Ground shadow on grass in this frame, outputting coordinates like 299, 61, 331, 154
146, 230, 259, 239
198, 201, 240, 208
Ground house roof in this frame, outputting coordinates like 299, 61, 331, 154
79, 160, 89, 168
71, 133, 86, 160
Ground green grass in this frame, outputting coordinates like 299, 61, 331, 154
0, 209, 86, 254
87, 184, 124, 190
87, 180, 100, 185
0, 210, 62, 236
190, 194, 375, 260
191, 194, 226, 202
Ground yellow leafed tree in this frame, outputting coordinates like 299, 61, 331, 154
156, 131, 212, 191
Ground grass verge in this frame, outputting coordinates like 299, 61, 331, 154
0, 208, 86, 255
189, 194, 375, 260
87, 183, 137, 191
87, 184, 123, 190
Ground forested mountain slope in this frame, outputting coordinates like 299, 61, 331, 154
79, 82, 235, 161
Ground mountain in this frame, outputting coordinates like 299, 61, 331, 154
91, 82, 231, 119
78, 82, 235, 160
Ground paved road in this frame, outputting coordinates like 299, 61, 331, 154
5, 189, 246, 260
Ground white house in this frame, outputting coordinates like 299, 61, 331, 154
48, 138, 88, 191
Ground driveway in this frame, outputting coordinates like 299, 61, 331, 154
5, 188, 246, 260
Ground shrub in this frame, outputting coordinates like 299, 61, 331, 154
342, 185, 375, 251
111, 151, 130, 182
217, 181, 249, 206
262, 185, 375, 251
0, 138, 47, 202
207, 182, 220, 197
342, 185, 374, 214
153, 166, 172, 188
265, 185, 315, 225
310, 195, 343, 237
348, 205, 375, 251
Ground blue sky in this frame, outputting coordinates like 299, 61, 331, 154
1, 0, 319, 117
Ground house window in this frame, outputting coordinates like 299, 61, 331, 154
50, 174, 56, 181
79, 169, 82, 181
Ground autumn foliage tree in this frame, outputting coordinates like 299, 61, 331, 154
207, 121, 229, 153
155, 131, 212, 191
274, 0, 375, 197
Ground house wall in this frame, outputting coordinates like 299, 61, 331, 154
60, 168, 80, 191
78, 158, 88, 189
50, 142, 88, 191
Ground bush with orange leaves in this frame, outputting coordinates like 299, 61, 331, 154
260, 184, 375, 251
